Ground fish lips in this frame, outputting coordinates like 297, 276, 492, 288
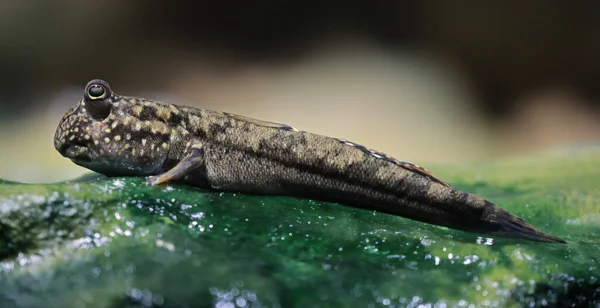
60, 143, 92, 163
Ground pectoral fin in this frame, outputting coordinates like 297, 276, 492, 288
147, 142, 204, 185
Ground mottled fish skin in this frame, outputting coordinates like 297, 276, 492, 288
54, 79, 566, 244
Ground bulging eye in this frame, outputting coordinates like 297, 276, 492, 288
84, 79, 113, 120
87, 84, 106, 99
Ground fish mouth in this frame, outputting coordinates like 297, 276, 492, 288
60, 142, 92, 163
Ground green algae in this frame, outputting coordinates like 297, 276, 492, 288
0, 151, 599, 307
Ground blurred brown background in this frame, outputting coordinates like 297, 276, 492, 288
1, 1, 599, 183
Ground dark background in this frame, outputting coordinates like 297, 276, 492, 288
1, 1, 599, 183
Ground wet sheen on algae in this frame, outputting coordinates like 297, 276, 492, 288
0, 151, 599, 307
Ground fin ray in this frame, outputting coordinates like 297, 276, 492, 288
225, 112, 299, 131
335, 138, 450, 186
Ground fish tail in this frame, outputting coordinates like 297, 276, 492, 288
485, 204, 566, 244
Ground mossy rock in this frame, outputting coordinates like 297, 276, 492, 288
0, 150, 599, 307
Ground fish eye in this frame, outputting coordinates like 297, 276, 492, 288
84, 79, 111, 101
83, 79, 113, 120
87, 84, 106, 99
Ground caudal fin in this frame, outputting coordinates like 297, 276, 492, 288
488, 208, 566, 244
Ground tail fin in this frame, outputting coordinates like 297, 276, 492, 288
486, 206, 566, 244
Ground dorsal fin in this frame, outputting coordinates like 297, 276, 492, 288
224, 112, 299, 132
395, 161, 450, 186
335, 138, 451, 187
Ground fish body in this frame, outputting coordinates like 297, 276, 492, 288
54, 79, 566, 243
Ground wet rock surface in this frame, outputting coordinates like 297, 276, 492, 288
0, 152, 599, 307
